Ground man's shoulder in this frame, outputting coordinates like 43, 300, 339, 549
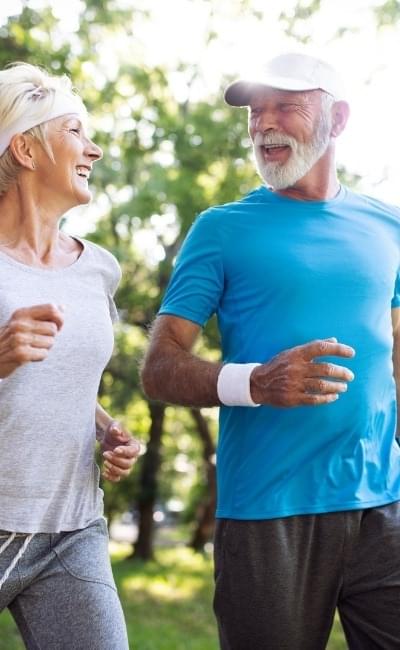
199, 186, 268, 221
346, 188, 400, 220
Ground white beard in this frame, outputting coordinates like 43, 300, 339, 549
253, 109, 332, 190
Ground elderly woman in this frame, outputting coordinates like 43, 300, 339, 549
0, 63, 139, 649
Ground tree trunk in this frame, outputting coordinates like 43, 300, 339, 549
132, 401, 165, 560
189, 408, 216, 551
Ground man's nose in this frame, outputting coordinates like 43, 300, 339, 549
254, 109, 279, 132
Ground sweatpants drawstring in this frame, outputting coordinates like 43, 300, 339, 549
0, 532, 33, 591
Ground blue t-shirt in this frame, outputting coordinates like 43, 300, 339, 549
159, 185, 400, 519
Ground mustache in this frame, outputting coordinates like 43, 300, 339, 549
253, 131, 297, 148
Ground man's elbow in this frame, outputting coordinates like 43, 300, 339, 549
140, 355, 162, 401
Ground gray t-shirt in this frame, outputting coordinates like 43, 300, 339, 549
0, 238, 121, 533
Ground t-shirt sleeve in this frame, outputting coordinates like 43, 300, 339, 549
108, 293, 119, 323
107, 257, 122, 323
391, 268, 400, 308
159, 211, 224, 327
88, 240, 122, 323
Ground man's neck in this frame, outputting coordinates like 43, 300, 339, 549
274, 176, 341, 202
269, 145, 341, 202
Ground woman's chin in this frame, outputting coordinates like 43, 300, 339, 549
74, 189, 92, 206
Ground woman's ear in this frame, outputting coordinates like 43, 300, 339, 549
330, 101, 350, 138
8, 133, 36, 170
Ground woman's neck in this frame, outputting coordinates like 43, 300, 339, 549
0, 186, 81, 268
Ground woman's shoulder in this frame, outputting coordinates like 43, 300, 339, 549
77, 237, 118, 267
76, 237, 122, 290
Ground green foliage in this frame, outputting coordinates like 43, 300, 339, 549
279, 0, 322, 43
115, 546, 219, 649
374, 0, 400, 26
337, 165, 362, 190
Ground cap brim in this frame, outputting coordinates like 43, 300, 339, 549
224, 76, 319, 106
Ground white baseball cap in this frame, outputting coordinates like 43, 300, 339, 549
224, 53, 346, 106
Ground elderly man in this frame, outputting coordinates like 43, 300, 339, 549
141, 53, 400, 649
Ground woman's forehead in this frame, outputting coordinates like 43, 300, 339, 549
48, 112, 88, 129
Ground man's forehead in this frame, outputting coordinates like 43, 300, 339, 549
249, 87, 321, 105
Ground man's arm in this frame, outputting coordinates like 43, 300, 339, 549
392, 307, 400, 437
141, 315, 222, 407
141, 315, 355, 408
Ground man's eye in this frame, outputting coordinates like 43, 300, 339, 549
70, 128, 81, 134
280, 104, 297, 112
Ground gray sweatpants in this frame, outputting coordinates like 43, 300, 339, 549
0, 518, 129, 650
214, 501, 400, 650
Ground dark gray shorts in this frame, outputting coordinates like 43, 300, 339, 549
214, 501, 400, 650
0, 518, 128, 650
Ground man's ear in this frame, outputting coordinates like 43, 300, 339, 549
8, 133, 36, 170
330, 101, 350, 138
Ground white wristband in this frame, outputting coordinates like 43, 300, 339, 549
217, 363, 261, 407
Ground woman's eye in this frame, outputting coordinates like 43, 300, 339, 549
70, 128, 81, 134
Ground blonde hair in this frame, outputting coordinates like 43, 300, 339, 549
0, 62, 81, 196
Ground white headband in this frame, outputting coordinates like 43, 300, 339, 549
0, 90, 87, 157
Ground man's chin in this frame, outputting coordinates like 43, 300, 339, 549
256, 165, 292, 191
256, 157, 314, 191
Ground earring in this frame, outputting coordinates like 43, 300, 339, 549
31, 161, 36, 170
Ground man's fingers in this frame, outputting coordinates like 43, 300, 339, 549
305, 379, 348, 395
302, 339, 355, 361
302, 393, 340, 406
308, 362, 355, 382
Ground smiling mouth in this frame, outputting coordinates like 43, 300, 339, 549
263, 144, 291, 155
76, 166, 91, 179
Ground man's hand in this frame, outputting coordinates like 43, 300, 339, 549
250, 338, 355, 407
0, 303, 64, 378
101, 421, 141, 483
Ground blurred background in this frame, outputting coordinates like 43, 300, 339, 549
0, 1, 399, 648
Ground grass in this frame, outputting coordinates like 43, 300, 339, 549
0, 540, 347, 650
